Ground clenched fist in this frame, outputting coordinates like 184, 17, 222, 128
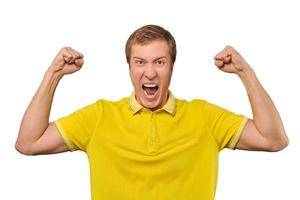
214, 46, 251, 75
48, 47, 84, 75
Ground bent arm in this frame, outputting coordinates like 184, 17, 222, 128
15, 47, 84, 155
236, 68, 289, 151
214, 46, 289, 152
15, 70, 67, 155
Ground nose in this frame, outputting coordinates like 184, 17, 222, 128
144, 64, 157, 80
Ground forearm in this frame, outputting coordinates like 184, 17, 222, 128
16, 70, 63, 149
238, 68, 288, 143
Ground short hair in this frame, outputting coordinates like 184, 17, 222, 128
125, 24, 177, 66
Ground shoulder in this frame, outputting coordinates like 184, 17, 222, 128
95, 97, 130, 111
173, 96, 209, 116
175, 97, 208, 109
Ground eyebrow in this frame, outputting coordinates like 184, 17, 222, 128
133, 56, 167, 61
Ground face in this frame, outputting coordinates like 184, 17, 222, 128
129, 40, 173, 111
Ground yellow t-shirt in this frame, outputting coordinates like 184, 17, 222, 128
55, 91, 248, 200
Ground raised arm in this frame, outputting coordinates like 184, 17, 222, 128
15, 47, 84, 155
214, 46, 289, 152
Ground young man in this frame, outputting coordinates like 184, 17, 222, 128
16, 25, 289, 200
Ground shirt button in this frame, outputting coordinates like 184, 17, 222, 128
150, 139, 155, 146
151, 128, 155, 133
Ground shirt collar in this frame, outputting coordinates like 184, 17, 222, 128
128, 90, 176, 116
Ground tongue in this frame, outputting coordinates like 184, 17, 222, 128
144, 87, 157, 95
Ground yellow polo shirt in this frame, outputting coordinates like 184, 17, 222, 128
55, 91, 248, 200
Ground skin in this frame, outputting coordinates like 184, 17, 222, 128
15, 47, 83, 155
214, 46, 289, 151
15, 43, 288, 155
129, 40, 173, 111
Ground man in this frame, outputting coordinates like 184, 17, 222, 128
16, 25, 289, 200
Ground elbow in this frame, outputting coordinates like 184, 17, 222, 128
268, 137, 289, 152
15, 141, 34, 156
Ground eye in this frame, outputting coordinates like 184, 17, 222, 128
135, 60, 144, 65
156, 59, 165, 65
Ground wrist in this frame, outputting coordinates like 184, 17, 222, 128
237, 66, 254, 79
38, 69, 63, 95
45, 67, 64, 81
236, 67, 259, 91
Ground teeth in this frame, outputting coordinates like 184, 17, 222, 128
143, 83, 158, 87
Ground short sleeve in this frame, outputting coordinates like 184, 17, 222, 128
204, 101, 249, 151
54, 100, 102, 152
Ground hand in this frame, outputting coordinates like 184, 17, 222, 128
48, 47, 84, 75
214, 46, 252, 75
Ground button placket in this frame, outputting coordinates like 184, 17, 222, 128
149, 113, 156, 148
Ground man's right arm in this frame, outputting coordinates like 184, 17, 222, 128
15, 47, 84, 155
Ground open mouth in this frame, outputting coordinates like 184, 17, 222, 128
142, 83, 159, 97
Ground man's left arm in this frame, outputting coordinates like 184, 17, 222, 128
214, 46, 289, 152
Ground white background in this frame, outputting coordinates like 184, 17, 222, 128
1, 0, 299, 199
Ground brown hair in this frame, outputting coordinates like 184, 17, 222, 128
125, 24, 177, 66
